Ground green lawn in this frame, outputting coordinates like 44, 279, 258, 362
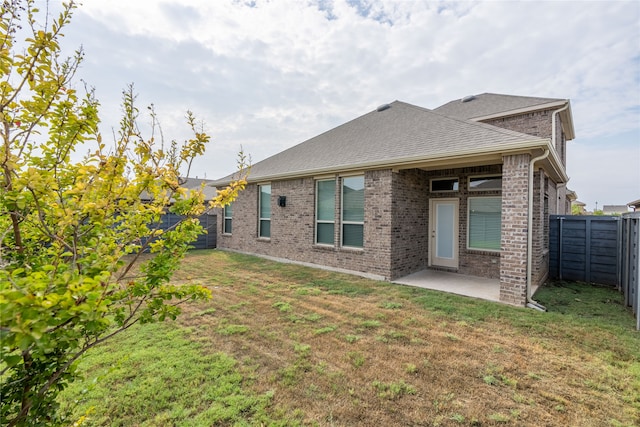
58, 250, 640, 426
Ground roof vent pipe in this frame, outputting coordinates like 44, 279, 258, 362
461, 95, 476, 103
376, 104, 391, 112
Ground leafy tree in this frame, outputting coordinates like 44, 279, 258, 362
0, 1, 247, 425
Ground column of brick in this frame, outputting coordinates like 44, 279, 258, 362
500, 154, 530, 306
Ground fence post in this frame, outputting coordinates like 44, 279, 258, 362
558, 217, 563, 281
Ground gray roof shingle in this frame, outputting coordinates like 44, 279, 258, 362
433, 93, 566, 120
213, 100, 548, 184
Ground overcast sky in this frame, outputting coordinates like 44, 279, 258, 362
52, 0, 640, 211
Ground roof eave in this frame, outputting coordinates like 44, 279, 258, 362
471, 100, 576, 141
221, 138, 568, 185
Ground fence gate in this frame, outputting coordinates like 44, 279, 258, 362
549, 215, 621, 286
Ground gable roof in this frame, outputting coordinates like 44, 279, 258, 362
434, 93, 575, 140
213, 100, 567, 185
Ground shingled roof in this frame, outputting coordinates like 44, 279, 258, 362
213, 100, 558, 185
434, 93, 575, 140
433, 93, 564, 119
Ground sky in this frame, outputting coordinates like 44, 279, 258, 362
39, 0, 640, 211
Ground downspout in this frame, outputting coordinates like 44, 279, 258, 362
527, 149, 550, 311
526, 103, 569, 310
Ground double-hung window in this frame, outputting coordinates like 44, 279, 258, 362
468, 197, 501, 251
341, 176, 364, 248
259, 184, 271, 238
223, 203, 233, 234
316, 179, 335, 245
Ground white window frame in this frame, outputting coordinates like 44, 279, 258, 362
341, 175, 364, 249
467, 196, 502, 252
258, 184, 271, 238
430, 177, 459, 193
223, 203, 233, 235
315, 179, 335, 246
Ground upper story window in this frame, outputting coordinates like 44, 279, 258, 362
316, 179, 335, 245
469, 175, 502, 191
258, 184, 271, 238
223, 203, 233, 234
341, 176, 364, 248
431, 178, 458, 192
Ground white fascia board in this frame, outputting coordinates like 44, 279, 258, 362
559, 102, 576, 140
241, 139, 562, 184
470, 100, 568, 122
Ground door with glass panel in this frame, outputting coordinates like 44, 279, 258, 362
429, 199, 459, 268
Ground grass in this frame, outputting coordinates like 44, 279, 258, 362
59, 250, 640, 426
58, 323, 282, 426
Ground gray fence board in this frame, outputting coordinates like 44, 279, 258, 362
549, 215, 621, 287
146, 212, 217, 250
550, 213, 639, 330
620, 213, 639, 330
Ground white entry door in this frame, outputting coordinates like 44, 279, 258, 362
429, 199, 459, 269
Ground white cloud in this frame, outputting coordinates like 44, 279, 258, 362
45, 0, 640, 205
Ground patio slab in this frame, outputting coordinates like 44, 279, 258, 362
393, 269, 501, 303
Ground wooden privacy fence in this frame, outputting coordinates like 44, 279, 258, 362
621, 213, 639, 330
145, 212, 217, 250
549, 214, 640, 330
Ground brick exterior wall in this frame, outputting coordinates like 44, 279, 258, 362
390, 169, 429, 277
218, 164, 509, 282
426, 165, 503, 279
217, 107, 569, 305
482, 109, 567, 167
218, 172, 394, 279
531, 170, 547, 287
500, 154, 530, 305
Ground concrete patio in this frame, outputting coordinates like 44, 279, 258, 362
393, 269, 501, 303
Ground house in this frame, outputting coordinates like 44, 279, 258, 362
628, 199, 640, 212
572, 199, 587, 215
602, 205, 630, 215
212, 93, 575, 306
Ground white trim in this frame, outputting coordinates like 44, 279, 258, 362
214, 137, 569, 186
469, 100, 567, 122
258, 184, 271, 238
222, 203, 233, 235
340, 175, 364, 248
315, 178, 336, 246
429, 198, 459, 268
